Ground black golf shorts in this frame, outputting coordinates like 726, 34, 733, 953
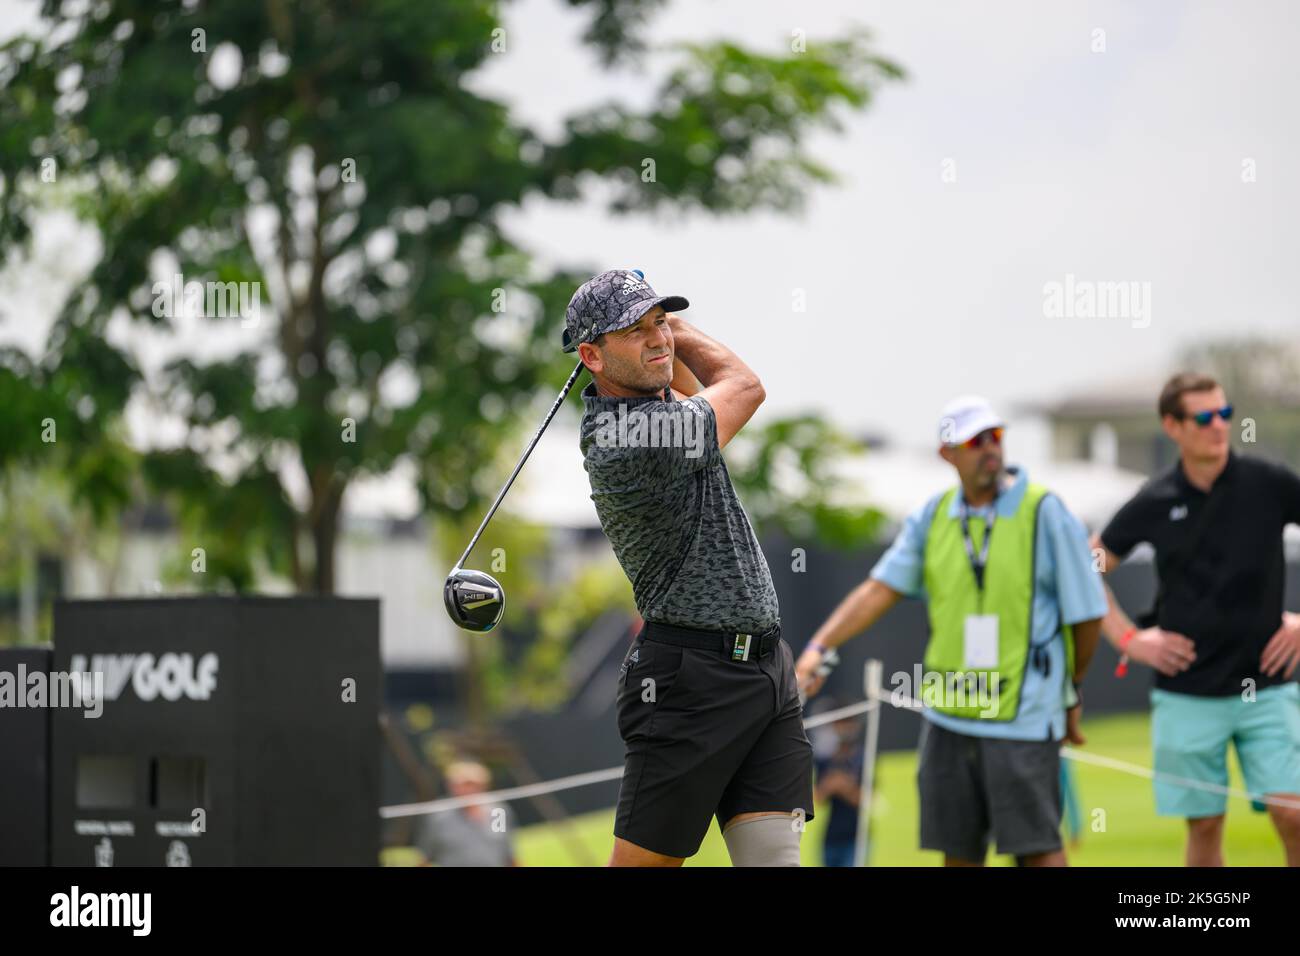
612, 627, 815, 858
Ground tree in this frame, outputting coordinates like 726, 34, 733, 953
0, 346, 137, 641
0, 0, 902, 593
728, 413, 885, 548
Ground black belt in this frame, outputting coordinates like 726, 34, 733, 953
640, 620, 781, 661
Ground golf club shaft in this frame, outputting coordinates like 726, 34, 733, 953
453, 359, 586, 571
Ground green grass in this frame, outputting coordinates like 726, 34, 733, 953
508, 712, 1291, 867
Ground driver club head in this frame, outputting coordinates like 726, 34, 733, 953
443, 568, 505, 632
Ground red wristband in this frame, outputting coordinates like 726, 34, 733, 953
1114, 627, 1137, 678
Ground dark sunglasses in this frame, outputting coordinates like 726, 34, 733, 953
1181, 405, 1233, 427
960, 427, 1004, 450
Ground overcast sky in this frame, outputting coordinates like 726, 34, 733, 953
2, 0, 1296, 503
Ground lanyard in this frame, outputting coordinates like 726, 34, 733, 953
959, 501, 996, 594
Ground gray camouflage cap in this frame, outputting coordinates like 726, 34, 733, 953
562, 269, 689, 353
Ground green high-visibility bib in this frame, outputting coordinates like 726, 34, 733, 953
921, 482, 1074, 720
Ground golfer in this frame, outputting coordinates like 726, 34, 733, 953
796, 396, 1105, 866
569, 269, 812, 867
1091, 372, 1300, 866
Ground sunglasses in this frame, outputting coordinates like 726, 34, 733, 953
959, 427, 1003, 450
1181, 405, 1233, 427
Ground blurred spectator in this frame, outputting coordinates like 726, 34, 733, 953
415, 761, 517, 867
813, 714, 865, 867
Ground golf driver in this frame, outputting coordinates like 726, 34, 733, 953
444, 358, 586, 631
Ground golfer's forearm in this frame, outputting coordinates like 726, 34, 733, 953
810, 578, 902, 650
1071, 617, 1102, 680
670, 319, 760, 392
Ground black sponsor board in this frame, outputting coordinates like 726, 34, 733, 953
48, 597, 380, 867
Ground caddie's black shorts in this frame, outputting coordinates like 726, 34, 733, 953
612, 624, 815, 859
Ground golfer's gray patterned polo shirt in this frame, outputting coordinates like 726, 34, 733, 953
579, 382, 779, 633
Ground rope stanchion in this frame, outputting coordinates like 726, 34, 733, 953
853, 659, 883, 867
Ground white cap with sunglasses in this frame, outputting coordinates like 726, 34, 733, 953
938, 395, 1006, 446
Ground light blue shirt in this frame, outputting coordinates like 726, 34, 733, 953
870, 466, 1106, 742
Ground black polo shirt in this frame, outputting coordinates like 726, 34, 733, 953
1101, 452, 1300, 697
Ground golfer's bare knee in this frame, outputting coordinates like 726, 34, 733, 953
607, 837, 684, 867
1018, 849, 1067, 867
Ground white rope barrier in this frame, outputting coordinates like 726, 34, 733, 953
380, 665, 1300, 818
380, 696, 874, 819
874, 681, 1300, 812
381, 767, 625, 819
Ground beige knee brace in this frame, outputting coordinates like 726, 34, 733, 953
723, 815, 802, 867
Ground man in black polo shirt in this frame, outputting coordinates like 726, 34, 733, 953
1092, 372, 1300, 866
567, 269, 813, 867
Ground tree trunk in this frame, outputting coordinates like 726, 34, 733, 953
307, 480, 344, 594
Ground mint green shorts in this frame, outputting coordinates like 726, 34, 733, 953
1150, 683, 1300, 818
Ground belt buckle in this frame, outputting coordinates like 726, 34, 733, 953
731, 633, 752, 662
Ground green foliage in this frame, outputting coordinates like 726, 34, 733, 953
0, 461, 129, 645
0, 345, 137, 522
561, 0, 669, 66
550, 29, 904, 214
728, 413, 885, 548
0, 348, 138, 627
516, 559, 636, 710
146, 449, 295, 592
